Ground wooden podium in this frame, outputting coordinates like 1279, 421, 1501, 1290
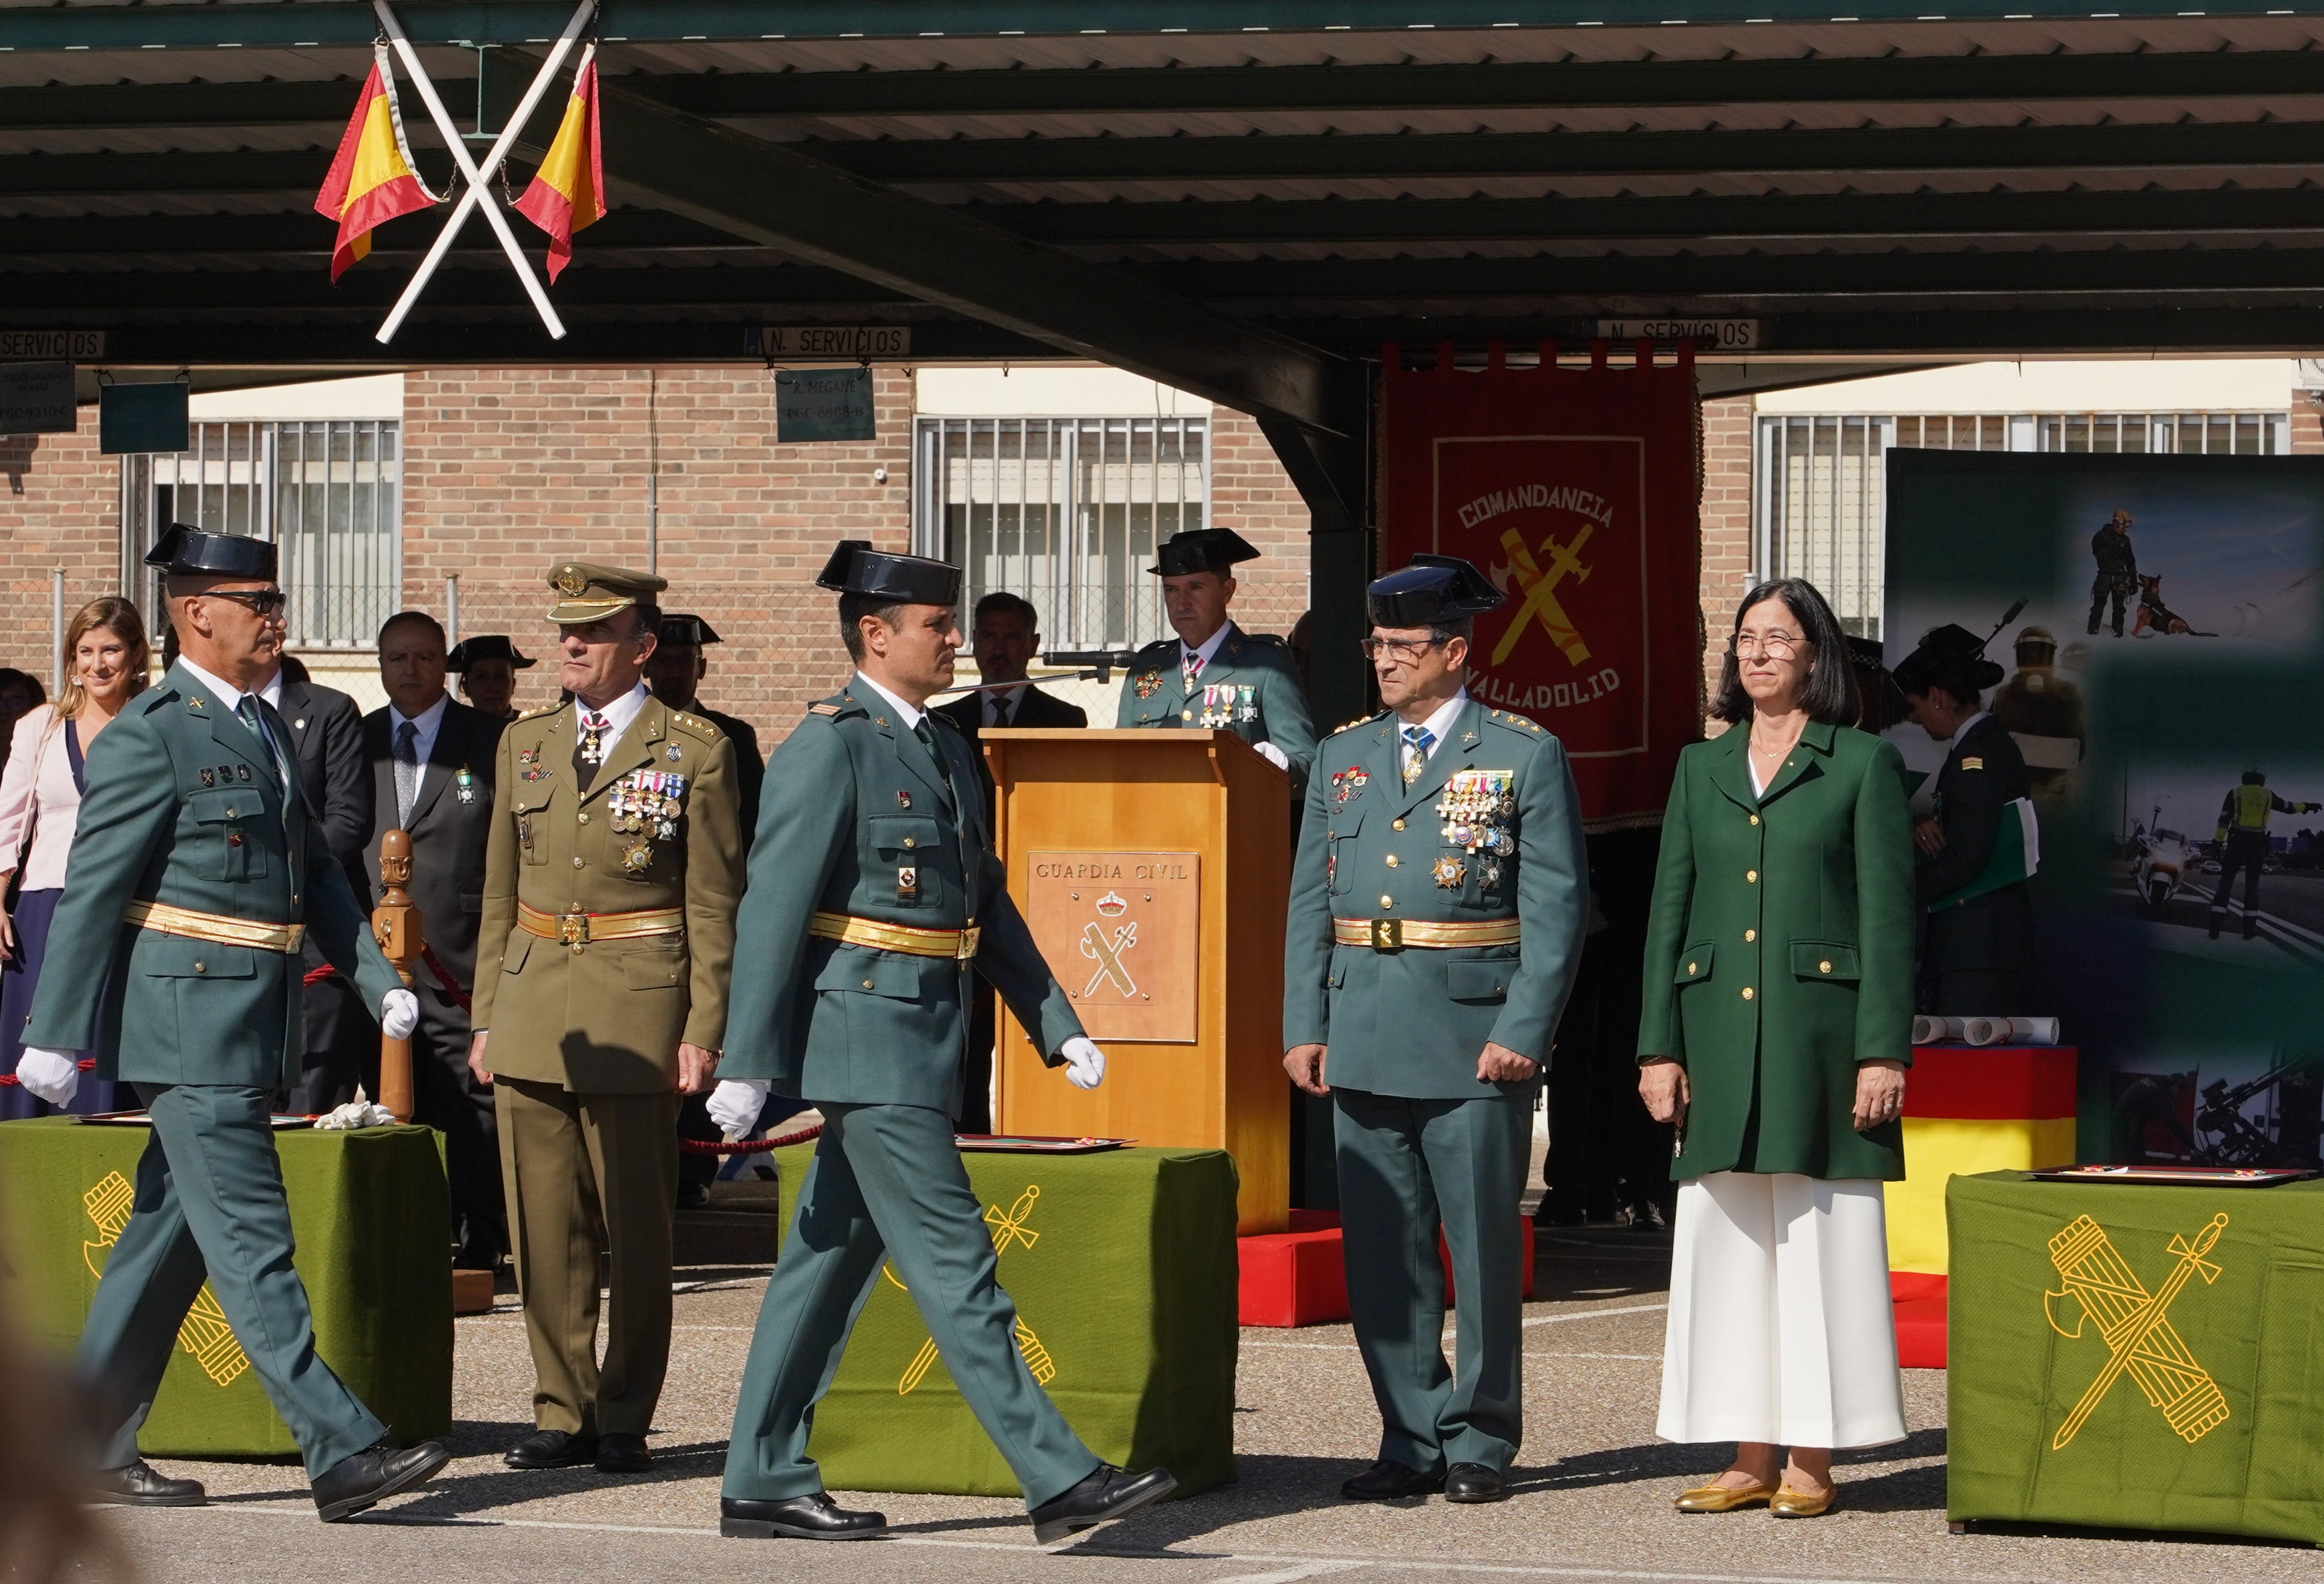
983, 729, 1290, 1234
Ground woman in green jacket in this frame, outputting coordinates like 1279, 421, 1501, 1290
1637, 577, 1914, 1519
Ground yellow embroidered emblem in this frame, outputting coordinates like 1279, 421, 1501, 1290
554, 564, 590, 597
2044, 1212, 2229, 1450
887, 1184, 1054, 1394
84, 1171, 250, 1387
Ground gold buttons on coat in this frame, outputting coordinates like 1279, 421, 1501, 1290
572, 856, 585, 869
1386, 854, 1399, 867
903, 837, 917, 849
1182, 709, 1194, 721
1686, 961, 1698, 975
1380, 895, 1394, 909
1819, 960, 1833, 974
1745, 929, 1756, 942
1392, 819, 1406, 831
862, 979, 874, 989
1745, 869, 1758, 883
194, 960, 207, 974
578, 812, 590, 824
1749, 814, 1760, 826
1742, 986, 1755, 1000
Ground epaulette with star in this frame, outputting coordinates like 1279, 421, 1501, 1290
805, 694, 867, 720
514, 702, 561, 722
1325, 710, 1388, 741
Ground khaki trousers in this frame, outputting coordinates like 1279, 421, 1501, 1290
497, 1076, 678, 1437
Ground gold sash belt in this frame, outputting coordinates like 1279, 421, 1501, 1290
124, 899, 305, 954
1333, 916, 1521, 951
517, 900, 687, 948
810, 911, 981, 960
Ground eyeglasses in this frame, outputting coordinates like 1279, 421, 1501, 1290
201, 588, 288, 619
1359, 636, 1448, 663
1729, 631, 1808, 660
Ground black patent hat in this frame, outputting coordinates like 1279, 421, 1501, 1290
658, 613, 722, 647
447, 635, 536, 672
1150, 527, 1259, 578
1367, 554, 1507, 627
1893, 622, 2003, 696
815, 540, 961, 605
144, 523, 277, 581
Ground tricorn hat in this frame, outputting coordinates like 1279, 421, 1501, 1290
1367, 555, 1507, 627
546, 561, 667, 625
815, 540, 961, 605
144, 523, 277, 581
446, 635, 536, 672
1894, 622, 2004, 697
657, 613, 722, 647
1150, 527, 1259, 578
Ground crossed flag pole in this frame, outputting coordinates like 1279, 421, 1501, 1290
319, 0, 599, 343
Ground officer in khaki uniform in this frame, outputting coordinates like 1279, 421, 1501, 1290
1283, 557, 1589, 1506
469, 563, 745, 1476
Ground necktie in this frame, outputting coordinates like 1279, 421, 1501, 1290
1182, 648, 1203, 688
1402, 725, 1436, 785
990, 694, 1013, 729
912, 717, 954, 799
393, 719, 420, 827
578, 708, 609, 768
237, 697, 287, 796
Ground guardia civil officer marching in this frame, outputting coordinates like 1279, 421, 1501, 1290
18, 526, 444, 1521
1282, 555, 1590, 1504
707, 541, 1176, 1544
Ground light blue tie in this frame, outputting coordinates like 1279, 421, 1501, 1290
1401, 725, 1435, 785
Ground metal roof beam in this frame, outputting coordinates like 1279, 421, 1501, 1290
571, 66, 1361, 434
0, 210, 757, 255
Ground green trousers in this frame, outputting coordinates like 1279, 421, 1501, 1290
722, 1102, 1101, 1509
1334, 1083, 1536, 1474
497, 1077, 678, 1437
78, 1084, 385, 1477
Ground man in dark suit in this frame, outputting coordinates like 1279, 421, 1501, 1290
270, 650, 378, 1115
648, 613, 769, 1202
1896, 627, 2033, 1016
365, 611, 508, 1270
933, 592, 1088, 1132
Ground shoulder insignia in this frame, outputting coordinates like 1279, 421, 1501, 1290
670, 710, 726, 744
808, 703, 842, 717
515, 703, 560, 722
1961, 756, 1985, 770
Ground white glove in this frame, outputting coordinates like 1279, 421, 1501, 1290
1060, 1036, 1106, 1091
379, 988, 420, 1040
1253, 741, 1290, 771
18, 1047, 80, 1108
708, 1078, 769, 1137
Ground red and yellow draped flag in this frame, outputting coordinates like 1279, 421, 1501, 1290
513, 45, 606, 282
313, 48, 443, 281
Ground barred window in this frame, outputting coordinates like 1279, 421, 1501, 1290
912, 415, 1209, 651
1756, 409, 2291, 640
121, 420, 402, 648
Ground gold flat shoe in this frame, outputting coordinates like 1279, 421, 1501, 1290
1675, 1479, 1776, 1513
1769, 1484, 1838, 1518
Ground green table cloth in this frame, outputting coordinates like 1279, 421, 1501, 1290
0, 1117, 453, 1459
1947, 1169, 2324, 1544
772, 1142, 1238, 1498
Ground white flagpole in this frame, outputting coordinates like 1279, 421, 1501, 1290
371, 0, 591, 343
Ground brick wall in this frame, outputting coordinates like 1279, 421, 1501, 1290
2292, 395, 2323, 454
1207, 404, 1310, 637
0, 409, 132, 687
1696, 395, 1757, 732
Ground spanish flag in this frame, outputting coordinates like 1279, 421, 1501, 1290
513, 45, 605, 282
313, 50, 442, 281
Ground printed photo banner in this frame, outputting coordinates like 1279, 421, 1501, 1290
1378, 341, 1703, 829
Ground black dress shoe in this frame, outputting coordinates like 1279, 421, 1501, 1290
1029, 1464, 1179, 1545
594, 1433, 651, 1474
719, 1493, 888, 1541
86, 1459, 206, 1507
1340, 1458, 1445, 1501
311, 1440, 451, 1522
504, 1429, 599, 1469
676, 1182, 712, 1210
1445, 1463, 1509, 1504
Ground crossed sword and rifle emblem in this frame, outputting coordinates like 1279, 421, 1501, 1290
1079, 920, 1139, 1000
1492, 524, 1596, 668
887, 1185, 1056, 1396
83, 1171, 249, 1388
2043, 1211, 2231, 1450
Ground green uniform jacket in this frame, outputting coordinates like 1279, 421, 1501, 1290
471, 696, 744, 1093
24, 664, 401, 1088
1284, 698, 1590, 1099
1115, 622, 1318, 781
720, 684, 1084, 1114
1637, 721, 1915, 1182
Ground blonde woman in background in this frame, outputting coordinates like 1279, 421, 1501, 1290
0, 598, 151, 1118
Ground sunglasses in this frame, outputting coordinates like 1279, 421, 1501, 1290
201, 588, 288, 619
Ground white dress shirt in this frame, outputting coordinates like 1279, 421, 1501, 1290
982, 683, 1030, 726
853, 672, 926, 732
574, 681, 651, 760
388, 692, 451, 799
1396, 689, 1468, 764
1178, 621, 1234, 677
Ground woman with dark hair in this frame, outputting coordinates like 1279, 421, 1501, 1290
1635, 576, 1916, 1518
0, 598, 151, 1117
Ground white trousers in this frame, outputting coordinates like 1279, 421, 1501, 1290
1656, 1170, 1907, 1450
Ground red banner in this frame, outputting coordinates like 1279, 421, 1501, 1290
1379, 342, 1702, 829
